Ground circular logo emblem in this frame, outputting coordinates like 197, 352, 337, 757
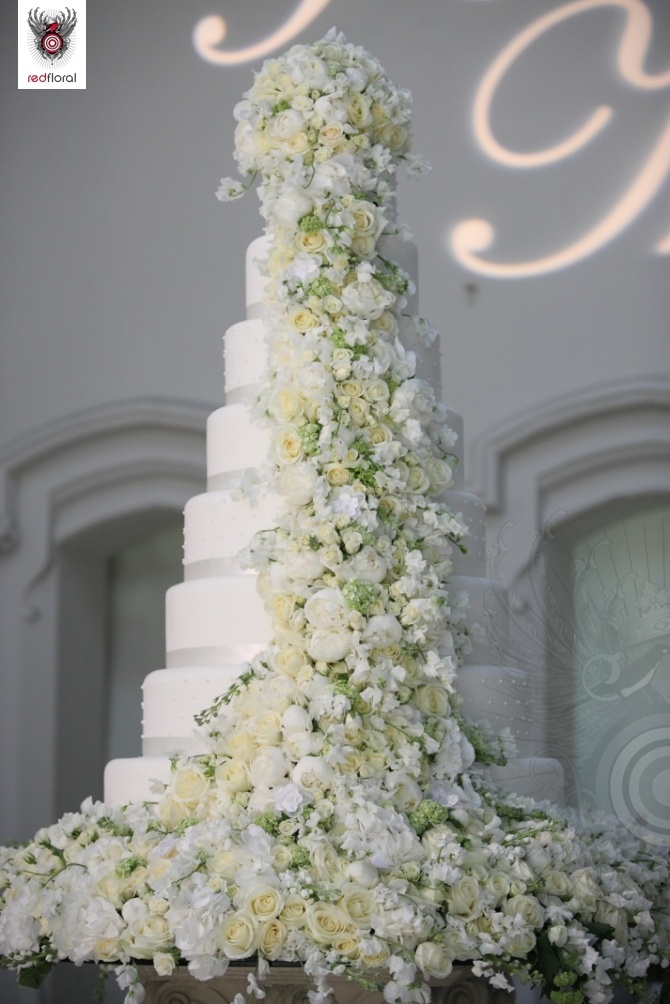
41, 31, 63, 55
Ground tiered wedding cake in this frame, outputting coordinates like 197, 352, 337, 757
2, 33, 666, 1004
104, 231, 564, 808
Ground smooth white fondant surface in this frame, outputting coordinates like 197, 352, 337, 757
449, 575, 509, 664
165, 576, 270, 662
142, 666, 239, 755
441, 490, 486, 577
455, 664, 534, 757
104, 756, 171, 807
207, 403, 271, 484
224, 318, 266, 398
183, 489, 284, 573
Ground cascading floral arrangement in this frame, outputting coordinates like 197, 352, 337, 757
0, 29, 668, 1004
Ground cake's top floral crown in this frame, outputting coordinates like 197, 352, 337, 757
0, 30, 668, 1004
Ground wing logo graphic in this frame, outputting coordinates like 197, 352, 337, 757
27, 7, 77, 63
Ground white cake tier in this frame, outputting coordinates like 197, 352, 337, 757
183, 489, 285, 578
165, 576, 271, 668
142, 666, 237, 755
224, 318, 266, 403
488, 756, 566, 806
449, 575, 509, 664
441, 490, 486, 577
454, 664, 534, 757
104, 756, 171, 807
206, 403, 271, 488
207, 402, 464, 491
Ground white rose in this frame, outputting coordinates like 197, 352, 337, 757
505, 929, 536, 958
305, 902, 352, 945
171, 765, 209, 804
339, 885, 375, 929
215, 758, 251, 793
217, 910, 258, 959
259, 918, 287, 959
153, 952, 175, 977
224, 729, 258, 762
267, 386, 304, 423
241, 884, 284, 921
503, 895, 544, 929
448, 876, 481, 920
415, 942, 453, 979
272, 426, 304, 465
414, 684, 450, 717
362, 614, 402, 647
279, 893, 308, 928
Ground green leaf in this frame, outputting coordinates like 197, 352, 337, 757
18, 961, 53, 989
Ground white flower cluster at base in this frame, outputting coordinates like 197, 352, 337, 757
0, 29, 668, 1004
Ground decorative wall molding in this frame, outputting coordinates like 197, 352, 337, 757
467, 376, 670, 513
0, 397, 211, 558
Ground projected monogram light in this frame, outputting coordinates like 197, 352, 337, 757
192, 0, 332, 66
192, 0, 669, 276
451, 0, 670, 277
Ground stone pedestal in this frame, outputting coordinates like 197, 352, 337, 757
138, 964, 514, 1004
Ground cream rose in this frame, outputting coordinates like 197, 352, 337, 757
415, 942, 453, 979
259, 918, 287, 958
414, 684, 450, 717
272, 427, 304, 465
267, 386, 304, 423
304, 902, 352, 944
448, 876, 482, 920
215, 758, 250, 793
217, 910, 258, 959
279, 893, 308, 928
339, 885, 375, 929
170, 765, 210, 804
